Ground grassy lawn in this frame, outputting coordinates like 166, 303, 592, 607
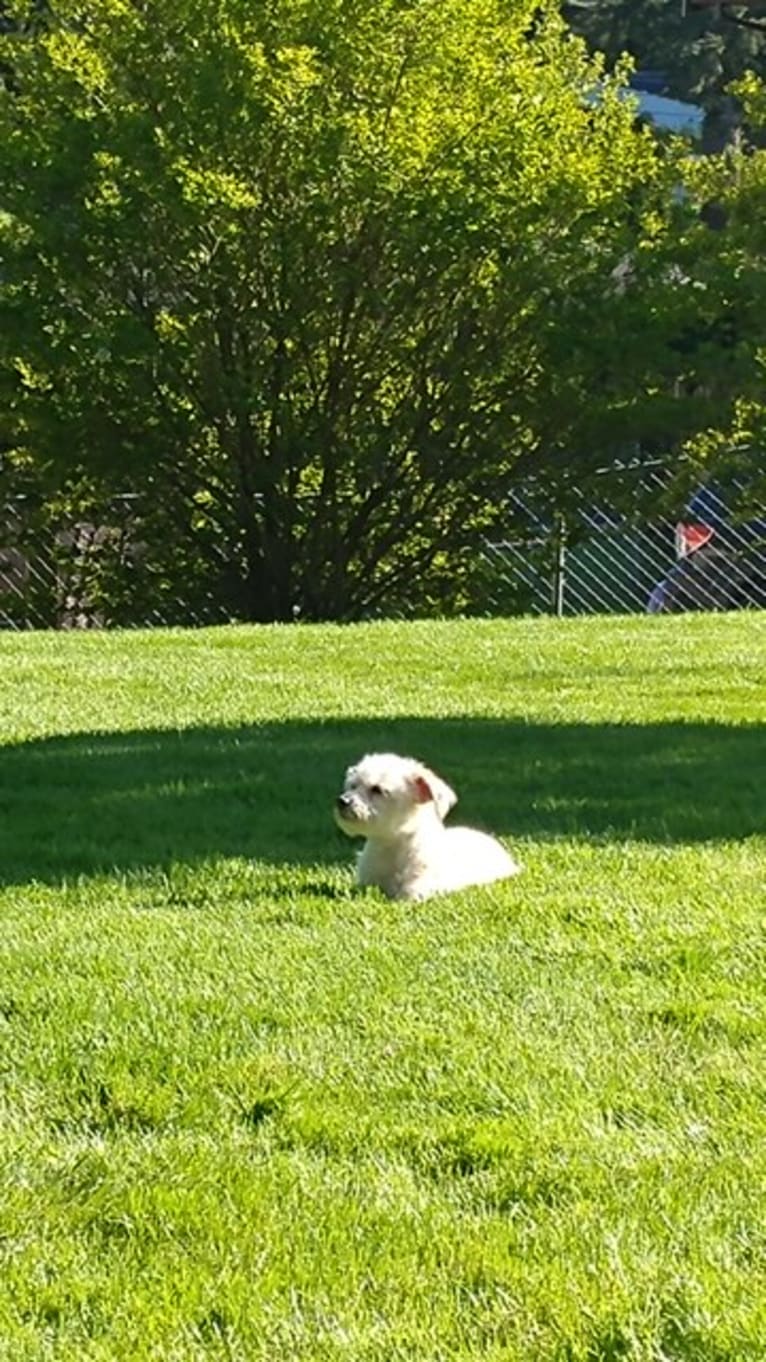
0, 613, 764, 1361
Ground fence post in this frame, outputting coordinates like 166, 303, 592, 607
552, 513, 567, 617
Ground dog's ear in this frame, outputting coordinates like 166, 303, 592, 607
412, 765, 457, 820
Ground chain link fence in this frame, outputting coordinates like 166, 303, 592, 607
2, 471, 765, 628
0, 495, 231, 631
481, 468, 766, 617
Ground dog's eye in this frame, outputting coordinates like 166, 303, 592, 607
369, 784, 383, 797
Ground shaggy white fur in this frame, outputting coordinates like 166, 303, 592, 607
334, 752, 520, 901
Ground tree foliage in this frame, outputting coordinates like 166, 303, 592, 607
679, 73, 766, 505
0, 0, 718, 621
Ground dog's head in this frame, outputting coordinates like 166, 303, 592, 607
334, 753, 457, 840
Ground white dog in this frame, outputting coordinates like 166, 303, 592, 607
334, 752, 520, 901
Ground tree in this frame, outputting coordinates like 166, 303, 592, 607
679, 72, 766, 505
0, 0, 718, 622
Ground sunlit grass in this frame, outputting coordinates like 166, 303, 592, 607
0, 614, 764, 1359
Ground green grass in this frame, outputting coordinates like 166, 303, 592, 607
0, 613, 764, 1361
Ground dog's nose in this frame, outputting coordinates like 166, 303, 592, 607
336, 793, 352, 811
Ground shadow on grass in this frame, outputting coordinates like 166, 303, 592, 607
0, 717, 762, 886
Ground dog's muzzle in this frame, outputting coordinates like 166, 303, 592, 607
334, 792, 365, 835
